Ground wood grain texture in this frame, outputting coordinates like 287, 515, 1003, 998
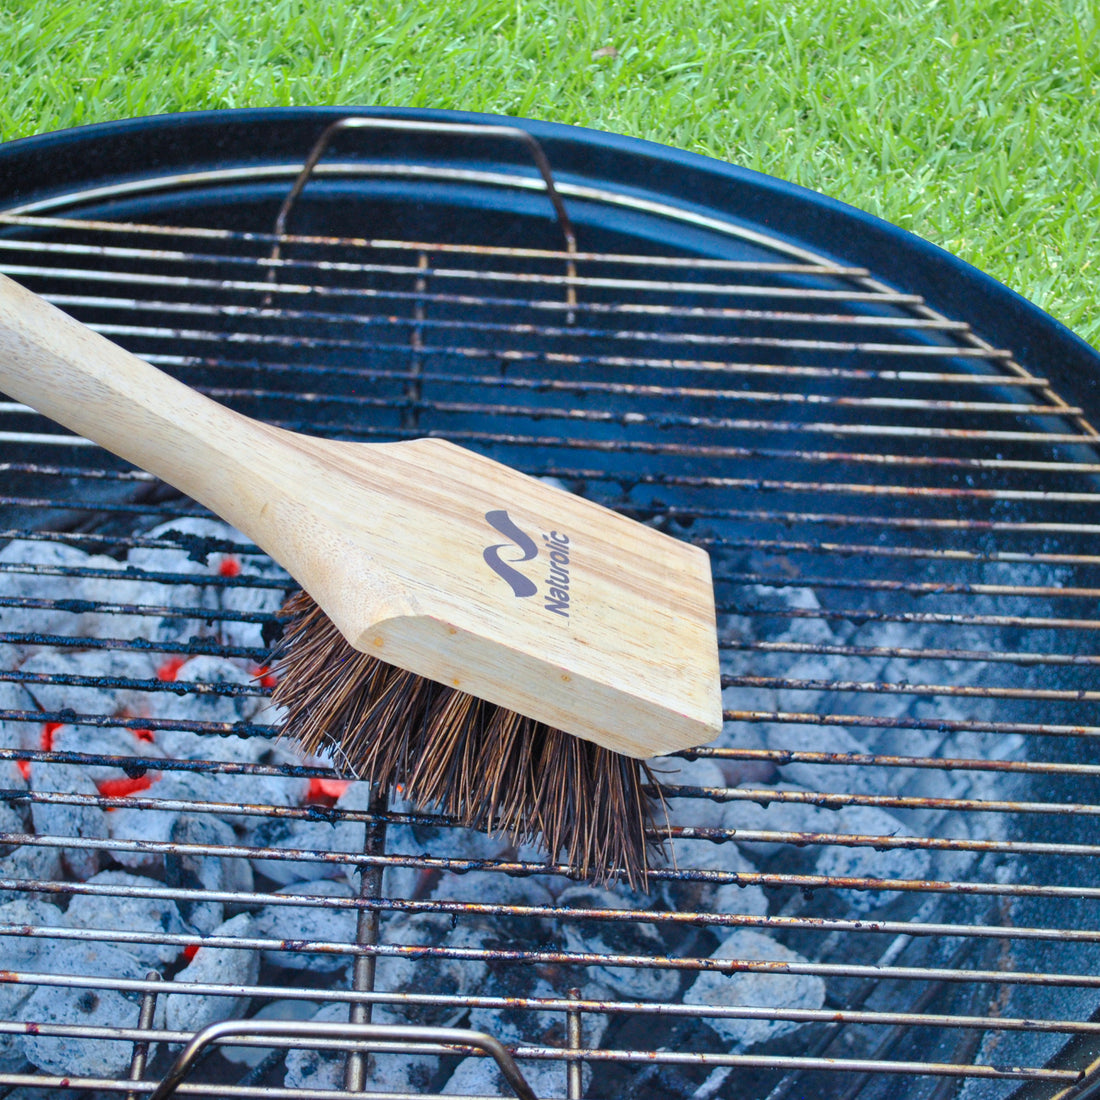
0, 272, 722, 756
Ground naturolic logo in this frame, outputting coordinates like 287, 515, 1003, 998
483, 510, 538, 597
482, 509, 572, 617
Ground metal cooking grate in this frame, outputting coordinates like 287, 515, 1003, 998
1, 117, 1099, 1099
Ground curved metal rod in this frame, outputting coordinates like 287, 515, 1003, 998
268, 115, 578, 316
147, 1018, 538, 1100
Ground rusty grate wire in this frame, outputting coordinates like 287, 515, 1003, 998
1, 120, 1099, 1099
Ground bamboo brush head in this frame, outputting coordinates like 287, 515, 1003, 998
271, 590, 667, 886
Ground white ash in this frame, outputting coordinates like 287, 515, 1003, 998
29, 760, 107, 880
374, 913, 491, 1028
165, 813, 253, 934
281, 1000, 440, 1094
107, 801, 182, 872
713, 784, 846, 860
0, 679, 34, 755
281, 1000, 348, 1091
4, 842, 64, 901
0, 785, 24, 841
429, 866, 556, 909
63, 870, 186, 967
164, 912, 259, 1034
143, 655, 269, 746
125, 518, 288, 654
0, 898, 64, 1074
221, 996, 320, 1067
683, 929, 826, 1050
558, 886, 681, 1002
0, 539, 132, 646
811, 805, 932, 914
253, 877, 358, 973
15, 939, 147, 1078
660, 837, 769, 920
18, 649, 158, 724
659, 757, 740, 831
246, 811, 364, 886
468, 973, 611, 1066
442, 1052, 575, 1098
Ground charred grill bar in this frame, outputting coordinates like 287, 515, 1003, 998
0, 108, 1098, 1098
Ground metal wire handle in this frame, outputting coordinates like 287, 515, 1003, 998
147, 1018, 539, 1100
271, 115, 577, 256
267, 116, 579, 323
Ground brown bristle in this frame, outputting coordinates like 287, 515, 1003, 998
269, 590, 667, 888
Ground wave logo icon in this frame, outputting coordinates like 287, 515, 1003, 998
482, 509, 539, 598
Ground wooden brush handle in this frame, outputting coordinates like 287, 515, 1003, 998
0, 272, 723, 758
0, 272, 285, 532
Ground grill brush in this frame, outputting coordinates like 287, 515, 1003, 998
0, 271, 722, 883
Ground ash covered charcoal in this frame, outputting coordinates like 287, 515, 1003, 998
558, 886, 681, 1002
18, 648, 158, 724
245, 774, 370, 884
0, 538, 134, 646
0, 779, 25, 839
428, 865, 555, 909
683, 929, 826, 1050
468, 974, 608, 1052
811, 805, 932, 914
127, 517, 287, 651
0, 680, 35, 751
146, 655, 270, 738
4, 840, 63, 900
164, 813, 253, 934
107, 800, 180, 872
220, 996, 320, 1069
124, 518, 234, 639
282, 1000, 440, 1094
374, 913, 491, 1028
660, 756, 740, 830
49, 722, 163, 785
442, 1052, 571, 1098
253, 878, 358, 972
714, 783, 849, 859
28, 760, 108, 880
246, 809, 364, 886
281, 1000, 347, 1091
0, 898, 64, 1073
63, 869, 187, 967
16, 939, 148, 1078
660, 837, 769, 920
164, 912, 259, 1034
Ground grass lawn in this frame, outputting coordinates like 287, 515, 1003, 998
0, 0, 1097, 344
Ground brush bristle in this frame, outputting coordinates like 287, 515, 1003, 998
269, 591, 666, 888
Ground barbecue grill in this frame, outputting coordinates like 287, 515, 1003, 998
1, 106, 1099, 1099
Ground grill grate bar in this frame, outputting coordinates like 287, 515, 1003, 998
704, 534, 1100, 566
6, 968, 1099, 1036
6, 410, 1097, 449
21, 357, 1056, 418
44, 289, 984, 337
0, 211, 875, 272
6, 920, 1100, 988
724, 573, 1100, 597
13, 429, 1100, 486
0, 245, 925, 301
29, 294, 1018, 364
730, 640, 1100, 666
720, 709, 1100, 739
8, 867, 1100, 935
5, 839, 1100, 917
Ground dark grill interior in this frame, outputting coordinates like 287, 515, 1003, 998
1, 110, 1099, 1099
